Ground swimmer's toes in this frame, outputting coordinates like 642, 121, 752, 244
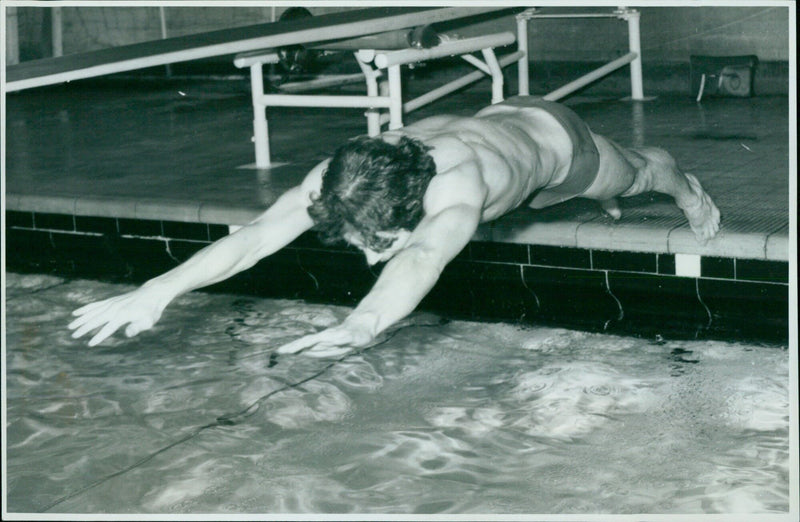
688, 200, 720, 243
601, 198, 622, 220
683, 173, 721, 243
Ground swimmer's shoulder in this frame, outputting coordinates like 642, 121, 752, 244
380, 117, 481, 169
404, 114, 465, 132
425, 133, 487, 174
475, 102, 553, 127
380, 116, 462, 143
475, 103, 519, 117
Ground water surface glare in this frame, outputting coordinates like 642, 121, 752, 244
5, 273, 790, 514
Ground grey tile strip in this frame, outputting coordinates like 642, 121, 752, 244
6, 193, 789, 261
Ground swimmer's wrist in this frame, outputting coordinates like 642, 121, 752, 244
140, 278, 181, 305
342, 312, 380, 340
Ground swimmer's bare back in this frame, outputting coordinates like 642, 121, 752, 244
384, 107, 575, 222
391, 98, 720, 243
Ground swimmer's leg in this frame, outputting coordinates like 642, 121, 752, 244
582, 134, 720, 243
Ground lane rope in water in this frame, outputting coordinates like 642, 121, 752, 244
39, 317, 449, 512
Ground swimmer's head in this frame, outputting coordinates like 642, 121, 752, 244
308, 135, 436, 256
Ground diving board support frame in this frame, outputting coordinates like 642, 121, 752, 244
248, 60, 275, 169
6, 6, 20, 65
516, 7, 644, 101
365, 31, 520, 130
373, 48, 524, 129
236, 31, 521, 168
354, 54, 384, 136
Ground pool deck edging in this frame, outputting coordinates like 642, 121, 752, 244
6, 192, 789, 262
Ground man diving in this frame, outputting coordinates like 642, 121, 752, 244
69, 97, 720, 356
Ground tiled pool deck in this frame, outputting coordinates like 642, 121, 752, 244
4, 78, 793, 342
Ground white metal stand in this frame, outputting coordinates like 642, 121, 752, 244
6, 6, 20, 65
234, 32, 522, 168
516, 7, 645, 101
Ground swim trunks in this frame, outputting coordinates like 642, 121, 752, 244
496, 96, 600, 209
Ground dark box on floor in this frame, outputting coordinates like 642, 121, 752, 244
690, 55, 758, 99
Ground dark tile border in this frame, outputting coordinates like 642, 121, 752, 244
524, 265, 620, 331
33, 212, 75, 231
469, 261, 537, 322
75, 215, 119, 235
167, 239, 209, 263
737, 259, 789, 284
529, 245, 591, 269
422, 260, 477, 319
4, 213, 789, 343
592, 250, 657, 273
469, 241, 529, 264
6, 228, 56, 266
6, 210, 34, 228
657, 254, 676, 275
701, 256, 735, 279
699, 278, 788, 342
118, 218, 162, 237
163, 221, 211, 242
209, 224, 229, 241
606, 271, 709, 337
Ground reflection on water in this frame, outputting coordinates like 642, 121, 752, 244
5, 273, 791, 514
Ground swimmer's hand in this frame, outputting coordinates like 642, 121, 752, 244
276, 321, 374, 358
68, 287, 169, 346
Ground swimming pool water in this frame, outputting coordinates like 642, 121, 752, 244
4, 273, 791, 515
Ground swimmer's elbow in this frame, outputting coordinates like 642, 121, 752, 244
398, 245, 449, 283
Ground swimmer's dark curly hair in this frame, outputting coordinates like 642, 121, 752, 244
308, 135, 437, 251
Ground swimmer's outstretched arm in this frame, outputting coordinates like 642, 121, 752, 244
277, 204, 482, 356
69, 162, 327, 346
278, 166, 487, 356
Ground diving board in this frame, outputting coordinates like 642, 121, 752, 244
5, 6, 513, 92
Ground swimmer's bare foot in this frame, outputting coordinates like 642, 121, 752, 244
679, 173, 720, 243
601, 198, 621, 220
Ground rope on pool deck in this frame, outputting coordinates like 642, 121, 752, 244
39, 317, 450, 513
